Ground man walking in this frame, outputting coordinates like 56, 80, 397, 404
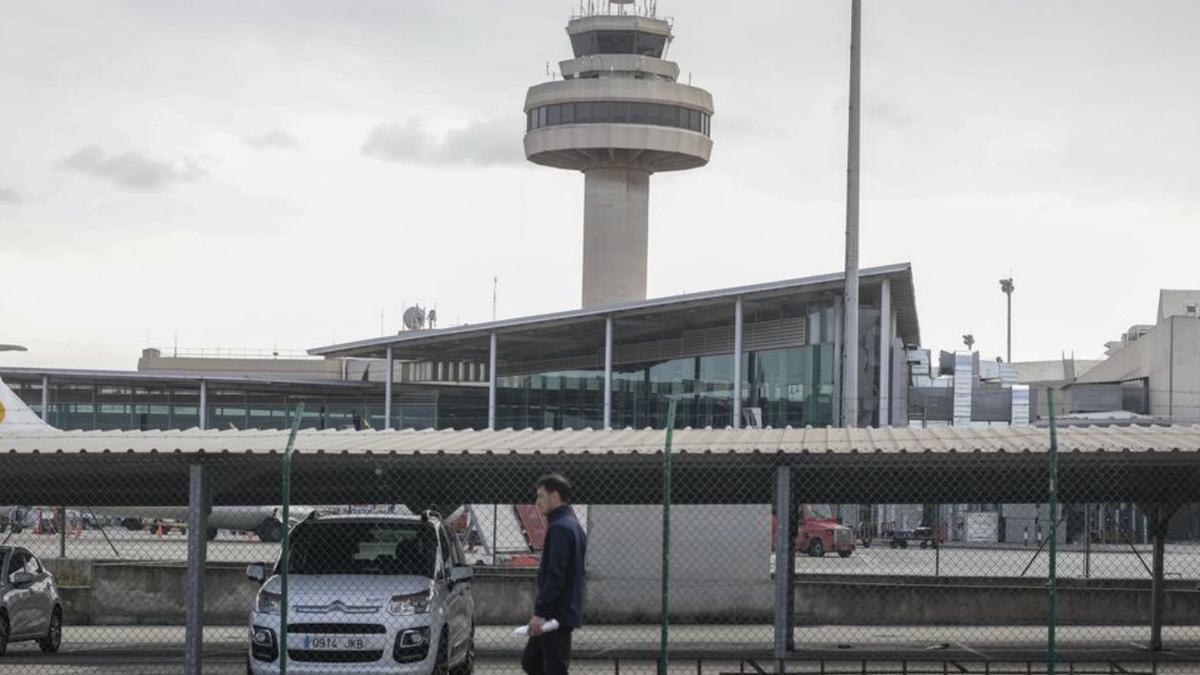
523, 473, 587, 675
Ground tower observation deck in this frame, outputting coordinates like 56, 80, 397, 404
524, 0, 714, 308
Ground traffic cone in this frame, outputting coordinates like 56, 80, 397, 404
33, 518, 41, 535
75, 522, 83, 541
156, 521, 164, 538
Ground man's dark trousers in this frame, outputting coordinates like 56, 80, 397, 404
522, 628, 574, 675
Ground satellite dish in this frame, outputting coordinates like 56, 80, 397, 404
402, 305, 427, 331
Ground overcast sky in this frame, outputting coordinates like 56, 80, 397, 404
2, 0, 1197, 370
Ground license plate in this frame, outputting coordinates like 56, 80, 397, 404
304, 636, 369, 651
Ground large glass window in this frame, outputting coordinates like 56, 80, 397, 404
527, 101, 710, 137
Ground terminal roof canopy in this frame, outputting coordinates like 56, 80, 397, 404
308, 264, 921, 363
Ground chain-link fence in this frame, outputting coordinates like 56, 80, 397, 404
2, 423, 1200, 674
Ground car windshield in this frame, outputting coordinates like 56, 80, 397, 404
807, 504, 834, 520
280, 521, 438, 577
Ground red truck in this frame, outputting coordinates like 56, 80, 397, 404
771, 504, 856, 558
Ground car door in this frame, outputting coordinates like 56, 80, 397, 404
4, 551, 34, 638
437, 526, 467, 660
23, 553, 52, 636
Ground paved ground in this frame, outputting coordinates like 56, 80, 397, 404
8, 529, 1200, 581
0, 622, 1186, 673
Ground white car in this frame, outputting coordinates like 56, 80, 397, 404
246, 513, 475, 674
0, 546, 63, 656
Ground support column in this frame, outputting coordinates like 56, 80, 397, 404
198, 380, 207, 430
603, 317, 613, 430
488, 332, 498, 430
733, 297, 744, 429
41, 374, 50, 423
184, 465, 211, 675
384, 345, 394, 430
878, 279, 892, 427
773, 464, 794, 664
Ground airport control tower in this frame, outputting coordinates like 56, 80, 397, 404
524, 0, 714, 308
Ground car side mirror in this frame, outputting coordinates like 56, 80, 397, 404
9, 571, 34, 586
246, 563, 268, 583
449, 565, 473, 583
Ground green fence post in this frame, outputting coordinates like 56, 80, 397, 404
1047, 389, 1058, 674
279, 402, 305, 675
659, 398, 677, 675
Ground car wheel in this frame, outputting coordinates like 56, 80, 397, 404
432, 628, 450, 675
838, 550, 852, 558
807, 538, 825, 558
38, 607, 62, 653
207, 527, 219, 541
451, 628, 475, 675
256, 518, 285, 543
0, 611, 9, 657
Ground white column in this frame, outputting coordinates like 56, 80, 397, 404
733, 297, 744, 429
603, 317, 613, 430
878, 279, 892, 427
198, 380, 207, 430
488, 332, 498, 430
41, 374, 50, 423
384, 345, 394, 430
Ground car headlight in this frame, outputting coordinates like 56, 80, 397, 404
388, 590, 433, 616
256, 590, 282, 615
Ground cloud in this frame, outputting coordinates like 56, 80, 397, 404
59, 145, 201, 190
361, 116, 522, 167
244, 129, 303, 151
0, 186, 21, 203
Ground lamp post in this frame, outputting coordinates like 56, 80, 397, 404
1000, 278, 1014, 362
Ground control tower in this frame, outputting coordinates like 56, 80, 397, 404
524, 0, 714, 308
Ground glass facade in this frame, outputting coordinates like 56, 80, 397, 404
527, 101, 711, 136
496, 344, 835, 430
570, 30, 668, 58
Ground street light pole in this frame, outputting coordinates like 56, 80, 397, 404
1000, 278, 1014, 362
841, 0, 862, 427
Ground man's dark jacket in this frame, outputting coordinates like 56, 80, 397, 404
534, 505, 587, 627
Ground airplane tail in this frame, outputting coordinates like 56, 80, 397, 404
0, 374, 59, 433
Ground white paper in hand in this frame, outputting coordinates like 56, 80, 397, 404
514, 619, 560, 637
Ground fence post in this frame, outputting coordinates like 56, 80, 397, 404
1047, 388, 1058, 674
773, 463, 793, 666
659, 398, 676, 675
184, 464, 211, 675
280, 403, 305, 675
1150, 504, 1171, 651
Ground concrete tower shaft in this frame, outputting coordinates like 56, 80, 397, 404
524, 7, 713, 308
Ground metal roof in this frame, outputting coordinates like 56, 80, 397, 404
5, 424, 1197, 507
309, 264, 920, 359
0, 367, 373, 390
4, 423, 1200, 455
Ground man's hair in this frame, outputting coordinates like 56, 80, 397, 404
536, 473, 572, 503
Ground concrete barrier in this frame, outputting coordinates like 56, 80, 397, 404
41, 560, 1200, 627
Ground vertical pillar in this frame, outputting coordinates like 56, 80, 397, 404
1150, 505, 1168, 651
878, 279, 892, 427
384, 345, 394, 430
488, 332, 498, 430
184, 465, 211, 675
773, 464, 794, 664
41, 374, 50, 423
733, 297, 744, 429
198, 380, 207, 430
603, 317, 613, 430
841, 0, 863, 428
